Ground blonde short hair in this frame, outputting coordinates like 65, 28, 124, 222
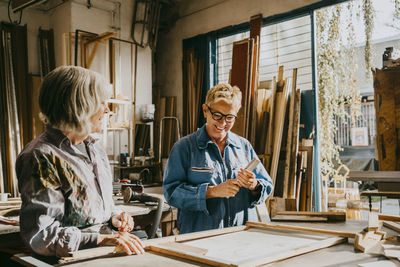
39, 66, 111, 136
205, 83, 242, 111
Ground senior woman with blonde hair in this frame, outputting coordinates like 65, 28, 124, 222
16, 66, 144, 257
163, 83, 273, 234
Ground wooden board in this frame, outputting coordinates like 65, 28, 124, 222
347, 171, 400, 182
378, 182, 400, 192
379, 214, 400, 222
372, 68, 400, 171
270, 70, 289, 189
275, 211, 346, 222
29, 75, 45, 140
150, 222, 346, 267
299, 145, 314, 211
383, 221, 400, 233
283, 68, 297, 199
271, 214, 328, 222
230, 39, 251, 138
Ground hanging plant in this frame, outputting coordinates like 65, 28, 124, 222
363, 0, 375, 77
395, 0, 400, 19
316, 2, 361, 178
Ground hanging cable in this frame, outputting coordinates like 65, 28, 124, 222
8, 0, 23, 25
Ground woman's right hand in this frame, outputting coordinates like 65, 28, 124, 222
206, 179, 240, 198
97, 232, 145, 255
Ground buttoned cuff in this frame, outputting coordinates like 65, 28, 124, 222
249, 179, 273, 206
198, 183, 210, 215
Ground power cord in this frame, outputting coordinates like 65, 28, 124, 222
8, 0, 23, 25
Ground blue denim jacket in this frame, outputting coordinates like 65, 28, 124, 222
163, 125, 273, 234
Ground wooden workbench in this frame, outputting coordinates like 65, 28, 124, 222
0, 193, 177, 266
13, 220, 399, 267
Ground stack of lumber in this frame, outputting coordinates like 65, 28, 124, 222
182, 48, 204, 136
253, 66, 310, 214
227, 17, 310, 215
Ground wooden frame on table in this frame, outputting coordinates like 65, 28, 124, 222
147, 222, 348, 267
55, 222, 355, 265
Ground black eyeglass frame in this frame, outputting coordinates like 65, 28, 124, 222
207, 105, 237, 123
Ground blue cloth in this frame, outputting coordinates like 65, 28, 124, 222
163, 125, 273, 234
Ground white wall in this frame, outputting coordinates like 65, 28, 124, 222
156, 0, 321, 123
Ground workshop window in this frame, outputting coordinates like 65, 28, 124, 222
259, 15, 312, 90
216, 15, 312, 91
217, 31, 250, 84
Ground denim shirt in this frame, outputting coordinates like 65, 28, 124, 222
163, 125, 273, 234
15, 127, 121, 257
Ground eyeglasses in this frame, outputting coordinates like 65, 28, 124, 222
207, 105, 237, 123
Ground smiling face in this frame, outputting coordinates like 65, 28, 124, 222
203, 100, 238, 143
90, 101, 109, 133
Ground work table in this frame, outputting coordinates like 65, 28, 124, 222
12, 220, 399, 267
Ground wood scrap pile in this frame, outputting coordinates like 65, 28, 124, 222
353, 213, 400, 264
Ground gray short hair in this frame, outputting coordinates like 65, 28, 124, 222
205, 83, 242, 111
39, 66, 111, 136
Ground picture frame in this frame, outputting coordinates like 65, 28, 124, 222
351, 127, 369, 146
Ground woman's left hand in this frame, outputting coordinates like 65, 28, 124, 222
236, 168, 258, 190
112, 212, 134, 232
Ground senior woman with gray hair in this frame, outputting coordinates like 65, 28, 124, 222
16, 66, 144, 257
163, 83, 273, 234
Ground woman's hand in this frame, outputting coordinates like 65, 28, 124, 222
206, 179, 240, 198
111, 212, 134, 232
236, 168, 258, 190
97, 232, 145, 255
